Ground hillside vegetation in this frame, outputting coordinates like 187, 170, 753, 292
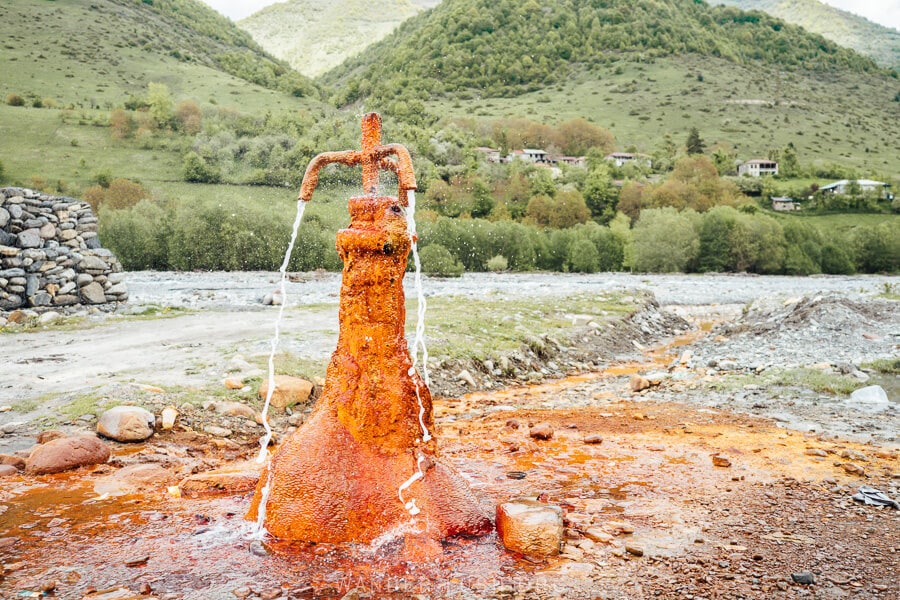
323, 0, 884, 102
0, 0, 317, 107
239, 0, 425, 77
715, 0, 900, 69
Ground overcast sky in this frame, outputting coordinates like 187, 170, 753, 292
199, 1, 899, 31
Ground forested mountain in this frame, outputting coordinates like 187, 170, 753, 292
715, 0, 900, 69
322, 0, 884, 104
0, 0, 318, 107
239, 0, 426, 77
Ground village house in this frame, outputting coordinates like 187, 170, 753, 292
553, 155, 587, 167
738, 159, 779, 177
507, 148, 552, 164
474, 147, 502, 163
818, 179, 892, 199
771, 196, 801, 211
605, 152, 652, 169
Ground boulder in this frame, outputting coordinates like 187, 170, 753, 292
0, 464, 18, 477
36, 429, 66, 444
496, 499, 563, 559
97, 406, 155, 442
0, 454, 26, 470
25, 435, 110, 474
258, 375, 314, 409
845, 385, 890, 413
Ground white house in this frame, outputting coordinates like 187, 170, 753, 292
771, 196, 800, 211
738, 159, 779, 177
818, 179, 892, 199
605, 152, 652, 169
507, 148, 551, 165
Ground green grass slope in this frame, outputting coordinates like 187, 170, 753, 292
239, 0, 425, 77
0, 0, 318, 107
715, 0, 900, 69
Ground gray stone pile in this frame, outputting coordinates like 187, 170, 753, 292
0, 187, 126, 312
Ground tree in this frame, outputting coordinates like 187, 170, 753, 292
582, 165, 617, 221
631, 208, 701, 273
550, 189, 591, 228
182, 151, 221, 183
147, 82, 174, 129
554, 118, 615, 156
686, 127, 705, 155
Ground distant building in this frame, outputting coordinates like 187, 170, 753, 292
474, 147, 502, 163
818, 179, 892, 199
738, 159, 779, 177
506, 148, 551, 164
771, 196, 800, 211
605, 152, 652, 169
553, 155, 587, 167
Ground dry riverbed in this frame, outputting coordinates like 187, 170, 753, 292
0, 272, 897, 599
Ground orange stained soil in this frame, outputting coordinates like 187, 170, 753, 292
245, 194, 492, 543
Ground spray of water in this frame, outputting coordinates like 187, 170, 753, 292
405, 190, 432, 444
251, 199, 307, 538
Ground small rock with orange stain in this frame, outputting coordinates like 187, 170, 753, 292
712, 455, 732, 468
180, 462, 261, 497
224, 377, 244, 390
630, 374, 651, 392
529, 422, 554, 440
842, 463, 865, 476
496, 499, 563, 559
257, 375, 313, 409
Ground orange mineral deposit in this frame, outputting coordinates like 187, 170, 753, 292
246, 113, 493, 543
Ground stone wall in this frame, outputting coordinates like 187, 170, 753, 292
0, 187, 126, 312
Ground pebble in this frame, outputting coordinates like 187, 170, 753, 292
791, 572, 815, 585
0, 406, 11, 413
123, 555, 149, 567
583, 434, 603, 444
625, 544, 644, 557
805, 449, 828, 457
457, 369, 476, 387
203, 425, 232, 437
712, 455, 732, 468
161, 407, 178, 430
249, 540, 268, 556
842, 463, 865, 476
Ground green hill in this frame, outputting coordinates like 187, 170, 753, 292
239, 0, 425, 78
0, 0, 329, 192
0, 0, 318, 107
714, 0, 900, 69
321, 0, 900, 173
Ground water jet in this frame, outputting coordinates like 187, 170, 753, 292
246, 113, 493, 543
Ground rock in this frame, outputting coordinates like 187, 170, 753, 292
840, 449, 868, 462
17, 228, 42, 249
0, 420, 24, 434
36, 429, 66, 444
805, 449, 828, 457
94, 464, 174, 496
625, 543, 644, 557
0, 454, 26, 470
7, 309, 29, 324
224, 377, 245, 390
208, 401, 257, 420
583, 434, 603, 444
584, 527, 613, 543
97, 406, 155, 442
496, 499, 563, 559
529, 422, 553, 440
39, 222, 56, 239
161, 407, 178, 430
123, 555, 149, 567
38, 311, 61, 326
845, 385, 890, 413
0, 405, 10, 412
0, 464, 17, 477
0, 206, 8, 227
630, 374, 651, 392
249, 540, 268, 557
203, 425, 233, 437
791, 572, 815, 585
25, 435, 110, 474
80, 281, 107, 304
605, 520, 635, 534
457, 369, 476, 387
179, 462, 261, 497
554, 562, 595, 578
258, 375, 314, 409
842, 463, 865, 476
712, 455, 732, 468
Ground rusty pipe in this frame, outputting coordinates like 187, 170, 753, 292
297, 113, 417, 205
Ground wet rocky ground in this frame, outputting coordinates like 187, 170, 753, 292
0, 272, 898, 599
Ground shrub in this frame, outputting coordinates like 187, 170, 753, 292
83, 178, 149, 211
568, 238, 600, 273
487, 255, 508, 272
632, 207, 701, 272
100, 200, 170, 270
109, 109, 133, 140
182, 152, 221, 183
418, 243, 464, 277
92, 169, 113, 188
6, 94, 24, 107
